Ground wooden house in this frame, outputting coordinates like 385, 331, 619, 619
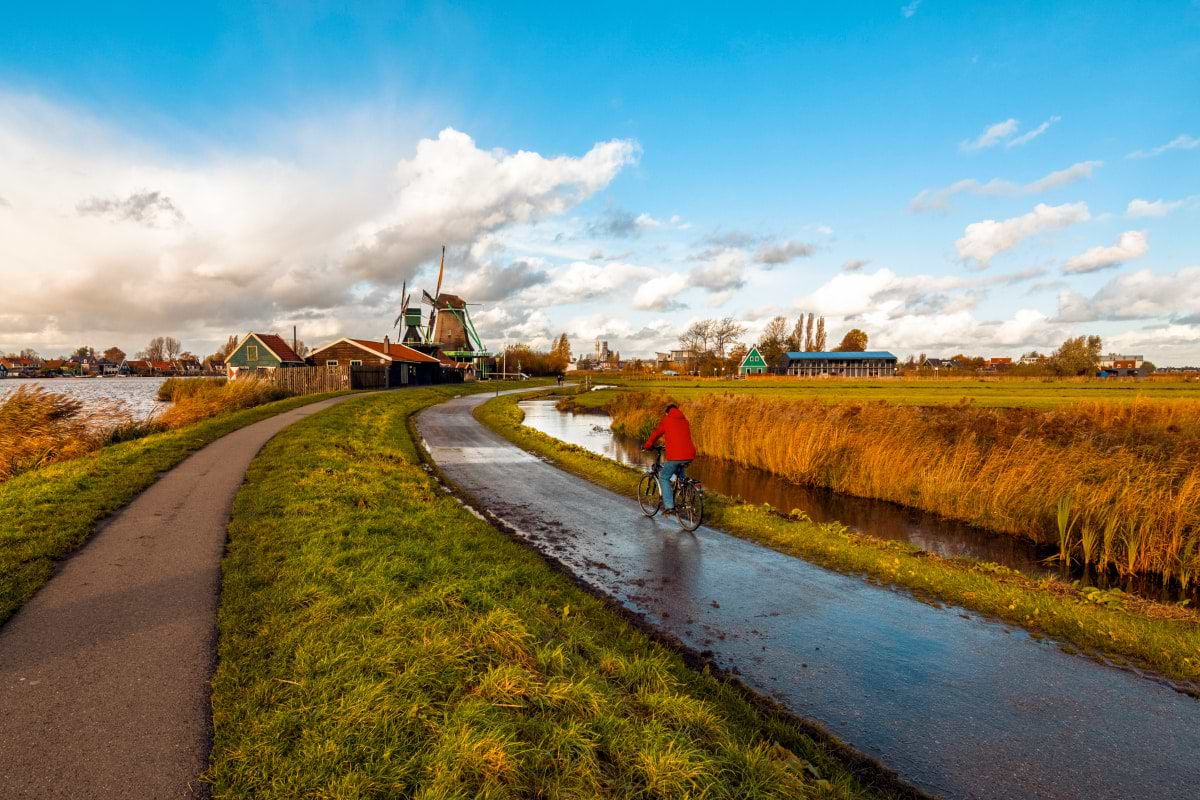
738, 346, 769, 376
123, 359, 153, 377
225, 333, 306, 377
307, 337, 441, 385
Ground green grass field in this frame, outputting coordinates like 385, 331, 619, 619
573, 376, 1200, 409
0, 390, 349, 625
206, 385, 893, 799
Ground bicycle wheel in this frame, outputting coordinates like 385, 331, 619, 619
677, 484, 704, 531
637, 473, 662, 516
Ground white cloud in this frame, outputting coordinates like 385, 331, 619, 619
520, 261, 660, 307
1061, 230, 1148, 274
1106, 324, 1200, 359
1006, 115, 1061, 148
911, 161, 1100, 213
1056, 267, 1200, 322
1126, 134, 1199, 160
691, 249, 747, 291
901, 0, 921, 17
0, 94, 637, 354
633, 272, 689, 311
843, 259, 869, 272
353, 128, 638, 281
960, 118, 1019, 151
1126, 197, 1185, 218
955, 202, 1090, 268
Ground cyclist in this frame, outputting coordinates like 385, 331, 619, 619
642, 403, 696, 517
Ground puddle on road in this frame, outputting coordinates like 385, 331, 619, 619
520, 398, 1199, 603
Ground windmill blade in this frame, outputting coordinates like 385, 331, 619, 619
402, 292, 412, 310
422, 289, 437, 305
434, 245, 445, 301
393, 313, 403, 329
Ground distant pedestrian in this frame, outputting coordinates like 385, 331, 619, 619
556, 373, 564, 386
642, 403, 696, 517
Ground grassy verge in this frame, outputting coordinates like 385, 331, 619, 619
206, 386, 898, 800
0, 390, 349, 624
477, 391, 1200, 687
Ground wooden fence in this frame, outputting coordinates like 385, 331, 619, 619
247, 364, 389, 395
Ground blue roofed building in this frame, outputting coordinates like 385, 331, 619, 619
779, 351, 898, 378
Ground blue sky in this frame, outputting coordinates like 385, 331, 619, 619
1, 1, 1198, 362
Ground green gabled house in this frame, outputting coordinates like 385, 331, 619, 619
738, 345, 769, 376
224, 332, 306, 377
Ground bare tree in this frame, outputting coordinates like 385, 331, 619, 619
814, 317, 827, 351
143, 337, 167, 361
788, 317, 805, 352
805, 313, 815, 351
711, 317, 746, 358
679, 319, 715, 357
758, 315, 791, 368
164, 336, 182, 360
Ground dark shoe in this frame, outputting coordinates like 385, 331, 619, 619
662, 508, 676, 517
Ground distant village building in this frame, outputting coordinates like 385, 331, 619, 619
984, 357, 1013, 370
225, 333, 306, 377
778, 351, 898, 377
1098, 353, 1144, 370
307, 337, 441, 386
594, 338, 610, 364
738, 346, 768, 376
1019, 353, 1047, 366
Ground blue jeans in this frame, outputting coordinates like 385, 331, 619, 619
659, 460, 691, 510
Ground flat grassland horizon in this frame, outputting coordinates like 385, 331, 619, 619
577, 374, 1200, 409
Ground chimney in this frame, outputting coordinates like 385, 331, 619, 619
384, 334, 390, 356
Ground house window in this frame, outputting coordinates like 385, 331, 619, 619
247, 345, 258, 361
350, 359, 363, 366
326, 360, 339, 367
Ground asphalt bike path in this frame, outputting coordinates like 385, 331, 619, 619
417, 388, 1200, 800
0, 393, 363, 799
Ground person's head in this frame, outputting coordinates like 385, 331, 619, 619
664, 402, 679, 416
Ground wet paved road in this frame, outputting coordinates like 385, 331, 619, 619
0, 394, 363, 799
418, 389, 1200, 800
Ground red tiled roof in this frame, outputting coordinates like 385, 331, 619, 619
252, 333, 303, 363
151, 361, 174, 371
126, 360, 150, 369
351, 339, 441, 364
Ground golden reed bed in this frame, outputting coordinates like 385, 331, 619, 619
0, 379, 289, 482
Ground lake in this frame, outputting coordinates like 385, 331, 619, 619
0, 377, 170, 420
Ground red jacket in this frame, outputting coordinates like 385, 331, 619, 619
644, 407, 696, 461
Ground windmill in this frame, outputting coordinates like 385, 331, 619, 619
393, 246, 495, 377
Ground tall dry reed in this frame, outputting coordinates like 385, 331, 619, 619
0, 386, 129, 481
0, 379, 292, 484
608, 392, 1200, 584
153, 377, 287, 428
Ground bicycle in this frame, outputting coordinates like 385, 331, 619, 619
637, 446, 705, 532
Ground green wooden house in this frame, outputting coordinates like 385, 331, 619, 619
738, 345, 769, 376
225, 332, 306, 376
